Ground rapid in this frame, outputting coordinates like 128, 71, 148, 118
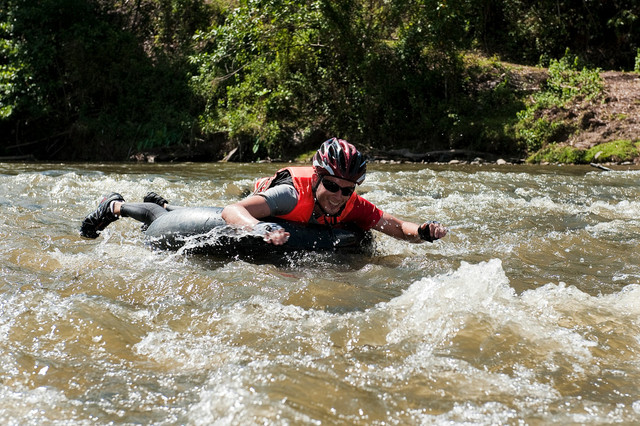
1, 161, 640, 424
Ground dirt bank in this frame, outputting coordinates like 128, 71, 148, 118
567, 71, 640, 150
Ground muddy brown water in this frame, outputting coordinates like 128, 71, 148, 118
1, 162, 640, 424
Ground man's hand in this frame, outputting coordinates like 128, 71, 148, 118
253, 222, 290, 245
418, 221, 447, 242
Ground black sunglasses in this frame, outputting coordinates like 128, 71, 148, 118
321, 178, 355, 196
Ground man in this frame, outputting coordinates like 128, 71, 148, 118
221, 138, 447, 245
80, 138, 447, 245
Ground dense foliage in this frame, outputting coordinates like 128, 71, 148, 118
1, 0, 217, 160
1, 0, 638, 161
190, 0, 473, 158
468, 0, 639, 70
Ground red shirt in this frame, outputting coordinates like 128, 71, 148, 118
329, 194, 383, 231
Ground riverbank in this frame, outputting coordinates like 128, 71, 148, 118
367, 65, 640, 166
126, 62, 639, 166
527, 69, 640, 165
569, 71, 640, 150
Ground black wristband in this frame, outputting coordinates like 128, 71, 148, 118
418, 221, 436, 242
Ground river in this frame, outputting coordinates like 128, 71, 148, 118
1, 161, 639, 424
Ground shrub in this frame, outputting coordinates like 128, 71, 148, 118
585, 140, 640, 163
516, 50, 603, 156
526, 143, 585, 163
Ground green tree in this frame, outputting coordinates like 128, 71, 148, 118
1, 0, 214, 160
190, 0, 473, 158
467, 0, 639, 69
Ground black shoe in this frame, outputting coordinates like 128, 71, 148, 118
144, 192, 168, 207
80, 193, 125, 238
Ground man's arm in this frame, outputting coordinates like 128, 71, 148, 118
373, 212, 447, 243
221, 196, 290, 245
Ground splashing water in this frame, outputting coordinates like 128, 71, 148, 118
1, 162, 640, 424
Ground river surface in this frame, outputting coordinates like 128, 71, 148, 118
1, 161, 640, 424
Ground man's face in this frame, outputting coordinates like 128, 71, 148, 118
315, 176, 356, 216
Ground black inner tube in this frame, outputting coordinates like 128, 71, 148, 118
144, 207, 370, 255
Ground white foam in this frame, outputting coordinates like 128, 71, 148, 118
0, 385, 80, 424
381, 260, 609, 361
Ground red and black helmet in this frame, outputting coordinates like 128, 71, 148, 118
312, 138, 367, 184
